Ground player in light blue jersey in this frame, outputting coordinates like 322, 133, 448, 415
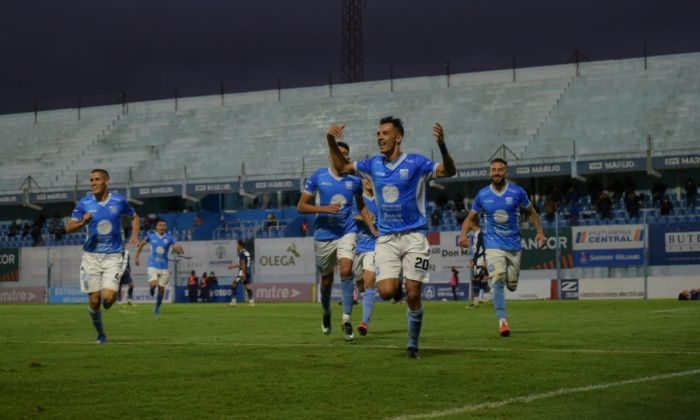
297, 141, 371, 342
353, 177, 379, 336
326, 116, 456, 358
135, 220, 183, 315
66, 169, 140, 344
459, 158, 545, 337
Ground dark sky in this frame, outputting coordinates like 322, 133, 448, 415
2, 0, 699, 114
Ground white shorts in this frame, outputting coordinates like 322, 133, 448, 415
375, 232, 430, 283
485, 249, 521, 289
148, 267, 171, 287
80, 252, 124, 293
314, 233, 357, 276
353, 251, 375, 282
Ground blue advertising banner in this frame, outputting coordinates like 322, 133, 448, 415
577, 158, 647, 174
572, 225, 646, 267
29, 191, 74, 204
243, 179, 301, 193
652, 154, 700, 170
649, 223, 700, 266
329, 283, 469, 301
0, 194, 21, 206
130, 184, 183, 198
175, 285, 235, 303
185, 182, 239, 195
49, 287, 173, 304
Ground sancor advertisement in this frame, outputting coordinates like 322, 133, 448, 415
520, 228, 573, 270
0, 248, 19, 281
572, 224, 645, 267
649, 223, 700, 266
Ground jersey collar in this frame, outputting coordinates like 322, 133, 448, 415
327, 167, 344, 181
384, 153, 407, 171
94, 192, 112, 206
490, 182, 509, 197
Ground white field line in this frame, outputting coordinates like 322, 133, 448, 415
0, 340, 699, 357
651, 308, 697, 314
388, 368, 700, 420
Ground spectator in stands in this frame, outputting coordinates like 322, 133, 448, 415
22, 221, 31, 237
610, 179, 625, 203
200, 272, 210, 302
456, 207, 468, 226
597, 191, 613, 220
8, 220, 19, 237
660, 196, 674, 216
265, 213, 278, 229
686, 178, 697, 209
565, 186, 580, 226
588, 178, 602, 206
678, 289, 699, 300
543, 194, 556, 223
624, 190, 640, 219
430, 209, 441, 229
652, 182, 668, 207
48, 213, 65, 240
30, 219, 42, 246
187, 270, 198, 303
300, 218, 309, 237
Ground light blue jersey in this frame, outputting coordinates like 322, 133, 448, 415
356, 194, 378, 254
355, 153, 438, 235
71, 192, 135, 253
471, 182, 531, 251
145, 231, 176, 270
304, 168, 362, 241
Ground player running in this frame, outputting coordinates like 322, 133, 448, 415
326, 116, 456, 358
459, 158, 545, 337
353, 177, 379, 336
135, 220, 184, 315
66, 169, 140, 344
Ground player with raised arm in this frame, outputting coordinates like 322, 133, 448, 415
66, 169, 140, 344
135, 220, 184, 315
326, 116, 456, 358
297, 141, 369, 341
459, 158, 545, 337
228, 240, 255, 306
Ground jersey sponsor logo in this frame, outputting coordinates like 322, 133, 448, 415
381, 185, 400, 204
505, 197, 513, 205
97, 220, 113, 235
399, 168, 409, 179
494, 209, 509, 224
331, 194, 347, 208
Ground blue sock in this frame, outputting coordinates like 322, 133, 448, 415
341, 278, 355, 316
88, 308, 104, 335
127, 288, 133, 300
493, 280, 507, 320
362, 287, 376, 324
156, 289, 164, 310
320, 285, 332, 314
407, 306, 423, 349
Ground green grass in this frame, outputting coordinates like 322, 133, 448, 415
1, 300, 699, 419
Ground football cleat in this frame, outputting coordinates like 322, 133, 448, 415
499, 320, 510, 337
343, 321, 354, 341
322, 313, 332, 335
357, 321, 368, 336
407, 347, 420, 359
154, 306, 160, 316
96, 334, 107, 345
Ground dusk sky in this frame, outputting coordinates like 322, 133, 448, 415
2, 0, 699, 114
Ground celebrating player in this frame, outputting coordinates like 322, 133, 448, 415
135, 220, 184, 315
66, 169, 140, 344
353, 177, 379, 336
459, 158, 545, 337
326, 116, 456, 358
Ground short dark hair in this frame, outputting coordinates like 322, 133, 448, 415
380, 116, 404, 136
337, 141, 350, 152
490, 158, 508, 167
237, 240, 245, 247
90, 168, 110, 180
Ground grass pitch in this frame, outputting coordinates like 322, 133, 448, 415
0, 299, 698, 419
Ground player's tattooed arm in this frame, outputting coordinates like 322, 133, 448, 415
433, 123, 456, 178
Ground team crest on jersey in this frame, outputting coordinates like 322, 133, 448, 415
399, 168, 409, 179
109, 206, 119, 214
505, 197, 514, 205
344, 181, 354, 189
